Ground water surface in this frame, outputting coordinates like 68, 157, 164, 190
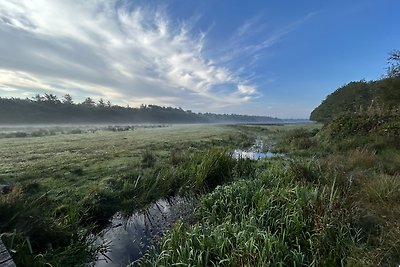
94, 196, 193, 267
232, 138, 284, 160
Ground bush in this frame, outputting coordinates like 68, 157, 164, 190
14, 132, 28, 138
141, 150, 156, 168
69, 129, 82, 134
319, 109, 400, 145
277, 128, 315, 151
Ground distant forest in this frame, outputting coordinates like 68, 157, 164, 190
0, 94, 280, 124
310, 50, 400, 122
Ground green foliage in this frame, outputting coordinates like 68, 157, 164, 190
310, 77, 400, 123
310, 80, 374, 122
318, 108, 400, 149
2, 122, 400, 266
278, 128, 316, 150
387, 49, 400, 78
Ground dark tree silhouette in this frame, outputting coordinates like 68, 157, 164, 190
0, 94, 279, 124
98, 98, 106, 107
82, 97, 96, 107
62, 94, 74, 104
387, 50, 400, 78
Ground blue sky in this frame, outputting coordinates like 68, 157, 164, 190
0, 0, 399, 118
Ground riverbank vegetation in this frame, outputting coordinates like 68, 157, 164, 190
1, 101, 399, 266
0, 124, 263, 266
139, 109, 399, 266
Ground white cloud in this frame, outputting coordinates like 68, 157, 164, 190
0, 0, 259, 111
238, 84, 256, 94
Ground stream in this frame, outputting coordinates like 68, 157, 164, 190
93, 138, 282, 266
93, 196, 193, 267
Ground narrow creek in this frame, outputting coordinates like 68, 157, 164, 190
93, 138, 282, 266
93, 196, 194, 267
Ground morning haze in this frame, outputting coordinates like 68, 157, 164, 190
0, 1, 399, 266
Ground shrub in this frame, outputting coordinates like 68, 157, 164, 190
319, 109, 400, 147
348, 148, 377, 170
141, 150, 156, 168
69, 129, 82, 134
277, 128, 315, 151
14, 132, 28, 138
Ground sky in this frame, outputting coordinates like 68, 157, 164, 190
0, 0, 399, 118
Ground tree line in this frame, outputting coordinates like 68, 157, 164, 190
0, 94, 280, 124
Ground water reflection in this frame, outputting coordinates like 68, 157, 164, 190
232, 139, 284, 160
94, 196, 193, 267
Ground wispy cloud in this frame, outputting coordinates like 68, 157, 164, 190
0, 0, 258, 111
218, 11, 316, 80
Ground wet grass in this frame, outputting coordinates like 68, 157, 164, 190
0, 124, 255, 266
139, 120, 400, 266
139, 159, 354, 266
2, 120, 398, 266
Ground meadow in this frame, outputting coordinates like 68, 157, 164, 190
1, 121, 399, 266
0, 124, 262, 266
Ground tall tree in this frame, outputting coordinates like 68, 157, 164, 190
387, 49, 400, 78
98, 98, 105, 107
44, 93, 60, 104
82, 97, 95, 107
62, 94, 74, 104
33, 94, 44, 102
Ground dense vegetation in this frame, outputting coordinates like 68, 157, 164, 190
0, 95, 279, 124
139, 115, 400, 266
311, 50, 400, 122
310, 78, 400, 122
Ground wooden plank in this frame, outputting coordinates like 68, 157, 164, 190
0, 239, 16, 267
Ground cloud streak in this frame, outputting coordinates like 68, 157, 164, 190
0, 0, 259, 111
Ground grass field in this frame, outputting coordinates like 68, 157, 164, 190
0, 124, 260, 266
0, 125, 239, 200
1, 121, 399, 266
